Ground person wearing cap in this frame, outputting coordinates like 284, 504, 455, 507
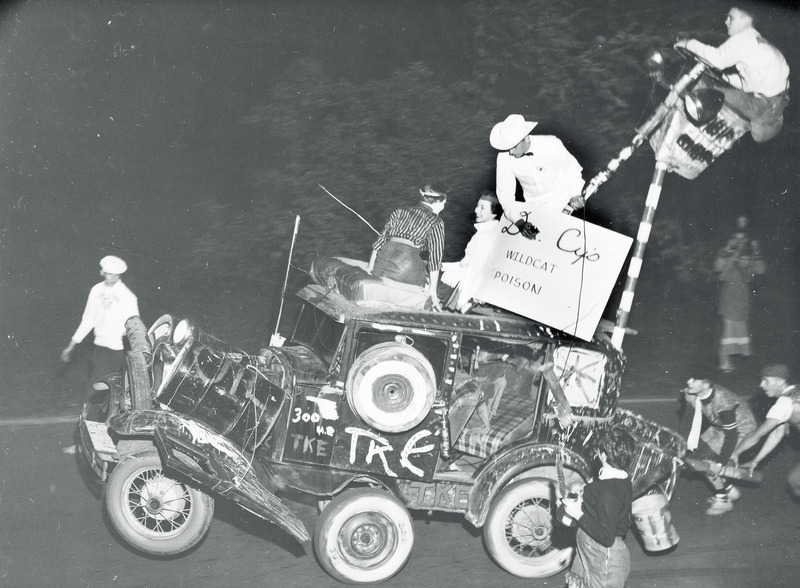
440, 190, 501, 312
674, 6, 789, 143
490, 114, 585, 239
61, 255, 140, 381
729, 364, 800, 499
681, 370, 757, 515
369, 183, 447, 310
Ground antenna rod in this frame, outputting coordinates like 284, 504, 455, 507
317, 182, 379, 234
273, 215, 301, 342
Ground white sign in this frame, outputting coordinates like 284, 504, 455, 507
472, 209, 633, 341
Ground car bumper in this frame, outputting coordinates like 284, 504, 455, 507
78, 403, 119, 481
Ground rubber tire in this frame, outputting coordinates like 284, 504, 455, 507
123, 350, 154, 410
346, 343, 436, 433
483, 478, 574, 578
314, 488, 414, 584
105, 451, 214, 556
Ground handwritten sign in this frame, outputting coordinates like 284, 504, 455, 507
472, 209, 632, 341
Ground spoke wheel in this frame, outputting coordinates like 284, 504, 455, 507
105, 452, 214, 556
314, 488, 413, 584
483, 478, 574, 578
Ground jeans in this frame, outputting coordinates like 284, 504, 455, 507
566, 529, 631, 588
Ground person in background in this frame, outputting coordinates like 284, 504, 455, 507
680, 369, 757, 515
675, 6, 790, 143
440, 190, 501, 312
561, 427, 635, 588
369, 183, 447, 311
730, 364, 800, 500
489, 114, 585, 239
61, 255, 139, 381
714, 215, 765, 372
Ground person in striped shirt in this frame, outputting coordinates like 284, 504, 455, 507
369, 183, 447, 310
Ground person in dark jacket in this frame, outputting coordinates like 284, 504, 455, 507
562, 427, 635, 588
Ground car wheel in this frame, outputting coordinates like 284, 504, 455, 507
483, 478, 574, 578
346, 342, 435, 433
105, 451, 214, 556
314, 488, 414, 584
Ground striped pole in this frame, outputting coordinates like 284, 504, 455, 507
581, 62, 707, 206
612, 110, 683, 349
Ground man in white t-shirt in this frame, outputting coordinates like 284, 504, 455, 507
61, 255, 140, 382
729, 364, 800, 498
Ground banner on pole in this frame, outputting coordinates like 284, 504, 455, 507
472, 210, 633, 341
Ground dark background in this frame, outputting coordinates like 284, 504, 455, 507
0, 0, 797, 415
0, 2, 799, 586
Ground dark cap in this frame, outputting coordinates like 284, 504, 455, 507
761, 364, 790, 381
686, 363, 712, 383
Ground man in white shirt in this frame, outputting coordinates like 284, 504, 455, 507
675, 6, 790, 143
61, 255, 140, 381
729, 364, 800, 499
490, 114, 585, 240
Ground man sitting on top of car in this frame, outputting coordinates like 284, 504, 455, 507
675, 5, 790, 143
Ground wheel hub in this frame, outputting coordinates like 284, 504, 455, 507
146, 497, 164, 515
136, 470, 189, 523
350, 523, 384, 557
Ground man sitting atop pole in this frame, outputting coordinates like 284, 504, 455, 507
675, 5, 790, 143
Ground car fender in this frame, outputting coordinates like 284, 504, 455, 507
465, 441, 589, 528
109, 410, 310, 544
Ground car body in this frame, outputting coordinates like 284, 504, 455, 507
79, 277, 685, 584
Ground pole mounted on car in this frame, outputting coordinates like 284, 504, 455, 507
271, 215, 301, 347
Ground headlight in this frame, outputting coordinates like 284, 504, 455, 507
173, 319, 195, 345
684, 89, 724, 126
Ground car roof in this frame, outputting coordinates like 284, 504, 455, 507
296, 284, 620, 354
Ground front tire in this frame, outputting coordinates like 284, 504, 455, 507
314, 488, 414, 584
105, 451, 214, 556
483, 478, 574, 578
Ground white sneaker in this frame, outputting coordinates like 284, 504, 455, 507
705, 497, 734, 516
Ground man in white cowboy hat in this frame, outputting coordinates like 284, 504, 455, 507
490, 114, 585, 239
61, 255, 140, 381
730, 364, 800, 499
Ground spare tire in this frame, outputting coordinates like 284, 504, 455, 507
346, 342, 436, 433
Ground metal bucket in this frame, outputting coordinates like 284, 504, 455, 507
631, 493, 679, 552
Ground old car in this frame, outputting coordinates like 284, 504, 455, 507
79, 252, 685, 584
79, 44, 760, 585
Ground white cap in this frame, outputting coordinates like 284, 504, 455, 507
100, 255, 127, 275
